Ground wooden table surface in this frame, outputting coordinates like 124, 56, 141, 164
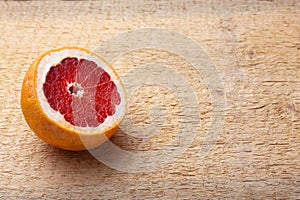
0, 1, 299, 199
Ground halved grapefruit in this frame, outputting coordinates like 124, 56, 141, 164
21, 47, 126, 150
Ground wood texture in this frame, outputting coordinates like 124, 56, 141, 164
0, 0, 299, 199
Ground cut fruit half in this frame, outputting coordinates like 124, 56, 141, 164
21, 47, 126, 150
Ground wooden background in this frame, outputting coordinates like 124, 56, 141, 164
0, 0, 299, 199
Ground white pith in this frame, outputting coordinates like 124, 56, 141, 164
36, 48, 126, 134
67, 82, 84, 97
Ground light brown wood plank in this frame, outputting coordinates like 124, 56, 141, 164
0, 0, 299, 199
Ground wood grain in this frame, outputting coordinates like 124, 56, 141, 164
0, 0, 299, 199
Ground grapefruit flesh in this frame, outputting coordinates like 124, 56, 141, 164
43, 57, 121, 127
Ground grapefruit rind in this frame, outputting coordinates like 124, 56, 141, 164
21, 47, 126, 150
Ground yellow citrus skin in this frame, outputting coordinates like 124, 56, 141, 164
21, 47, 124, 151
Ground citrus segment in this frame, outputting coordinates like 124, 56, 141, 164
42, 57, 121, 127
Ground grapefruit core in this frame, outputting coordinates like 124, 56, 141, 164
21, 47, 126, 151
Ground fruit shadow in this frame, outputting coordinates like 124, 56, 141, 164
32, 128, 146, 185
31, 137, 119, 185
